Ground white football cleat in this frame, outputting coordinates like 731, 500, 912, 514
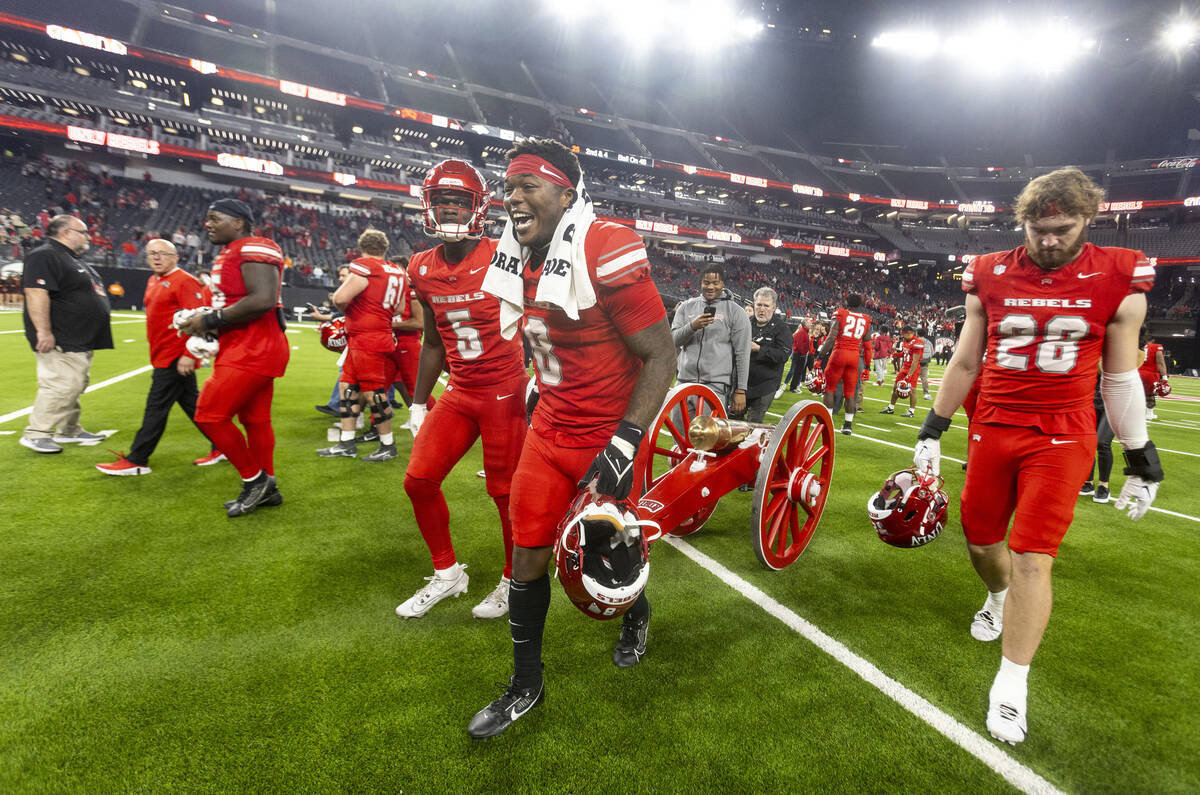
970, 608, 1003, 642
395, 565, 469, 619
472, 576, 511, 619
987, 699, 1027, 745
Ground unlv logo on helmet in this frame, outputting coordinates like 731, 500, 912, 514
422, 159, 490, 242
554, 494, 660, 621
806, 367, 826, 395
867, 469, 949, 549
319, 317, 347, 352
1153, 376, 1171, 397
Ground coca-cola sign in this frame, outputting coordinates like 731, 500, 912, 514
1152, 157, 1198, 169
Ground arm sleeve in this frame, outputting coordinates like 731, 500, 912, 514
1101, 369, 1149, 450
671, 301, 695, 346
21, 251, 58, 292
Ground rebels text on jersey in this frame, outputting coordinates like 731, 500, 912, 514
832, 307, 871, 353
345, 256, 405, 353
962, 243, 1154, 435
210, 236, 289, 377
409, 238, 525, 386
521, 221, 665, 447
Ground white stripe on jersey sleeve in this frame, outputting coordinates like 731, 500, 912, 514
596, 248, 649, 277
1133, 266, 1156, 276
241, 244, 282, 258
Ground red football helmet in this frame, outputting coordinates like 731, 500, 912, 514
895, 379, 913, 398
422, 159, 490, 242
319, 318, 347, 352
806, 367, 826, 395
867, 468, 949, 549
1153, 376, 1171, 397
554, 493, 661, 621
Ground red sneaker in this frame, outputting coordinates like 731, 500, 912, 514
96, 452, 150, 476
193, 451, 227, 466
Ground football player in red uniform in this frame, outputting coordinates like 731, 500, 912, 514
96, 238, 216, 476
389, 255, 423, 414
816, 294, 872, 435
879, 326, 924, 417
316, 229, 407, 461
1137, 329, 1167, 420
912, 168, 1163, 745
177, 198, 290, 517
395, 159, 526, 620
466, 140, 676, 739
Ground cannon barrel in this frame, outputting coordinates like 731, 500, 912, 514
688, 415, 774, 451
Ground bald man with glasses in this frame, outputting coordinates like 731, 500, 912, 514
96, 239, 222, 475
21, 215, 113, 454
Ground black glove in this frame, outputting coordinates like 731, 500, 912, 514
579, 419, 645, 500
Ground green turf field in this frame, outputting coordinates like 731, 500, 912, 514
1, 308, 1197, 793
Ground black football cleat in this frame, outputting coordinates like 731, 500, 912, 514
315, 404, 340, 418
354, 427, 380, 444
224, 483, 283, 511
467, 677, 545, 739
613, 605, 650, 668
226, 474, 275, 517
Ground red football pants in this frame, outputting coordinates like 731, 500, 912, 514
823, 348, 861, 402
403, 374, 528, 577
960, 422, 1095, 556
194, 365, 276, 479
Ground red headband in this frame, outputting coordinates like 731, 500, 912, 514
506, 155, 573, 188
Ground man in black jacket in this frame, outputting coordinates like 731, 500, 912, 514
745, 287, 792, 423
20, 215, 113, 454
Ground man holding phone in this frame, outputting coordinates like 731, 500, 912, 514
671, 264, 751, 415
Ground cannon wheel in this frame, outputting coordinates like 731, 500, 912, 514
751, 400, 835, 569
641, 383, 726, 536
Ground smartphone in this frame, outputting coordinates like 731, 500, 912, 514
702, 305, 716, 317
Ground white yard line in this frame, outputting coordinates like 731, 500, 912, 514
0, 365, 153, 424
665, 537, 1065, 795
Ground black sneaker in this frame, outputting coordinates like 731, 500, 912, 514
901, 409, 915, 418
879, 406, 894, 414
224, 484, 283, 510
840, 422, 853, 436
363, 443, 397, 462
317, 440, 357, 458
613, 605, 650, 668
1078, 481, 1095, 497
226, 474, 275, 517
467, 677, 545, 739
1093, 484, 1111, 504
315, 404, 340, 418
354, 428, 380, 444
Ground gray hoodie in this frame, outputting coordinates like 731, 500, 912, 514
671, 292, 751, 396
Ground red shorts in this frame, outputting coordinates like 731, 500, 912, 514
405, 373, 528, 497
823, 348, 861, 397
959, 422, 1095, 556
509, 426, 648, 548
194, 365, 275, 424
389, 342, 419, 394
342, 348, 398, 392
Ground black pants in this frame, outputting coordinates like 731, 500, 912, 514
127, 361, 206, 466
786, 353, 810, 390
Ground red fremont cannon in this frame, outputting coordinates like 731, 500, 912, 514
634, 383, 837, 569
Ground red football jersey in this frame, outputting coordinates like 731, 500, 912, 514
145, 267, 208, 368
962, 244, 1154, 435
520, 221, 665, 446
345, 255, 404, 353
832, 307, 871, 353
897, 337, 924, 383
409, 238, 525, 386
210, 236, 289, 377
1138, 341, 1163, 381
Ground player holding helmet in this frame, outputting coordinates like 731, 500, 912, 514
395, 159, 527, 621
176, 198, 289, 517
911, 168, 1163, 745
815, 294, 871, 436
1137, 328, 1167, 420
879, 326, 923, 417
466, 139, 676, 739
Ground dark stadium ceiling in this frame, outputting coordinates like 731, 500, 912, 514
32, 0, 1200, 165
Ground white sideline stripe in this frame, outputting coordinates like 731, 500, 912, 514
0, 365, 153, 424
0, 319, 145, 334
665, 536, 1065, 795
1158, 447, 1200, 458
853, 422, 891, 432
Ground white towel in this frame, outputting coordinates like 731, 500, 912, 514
482, 177, 597, 340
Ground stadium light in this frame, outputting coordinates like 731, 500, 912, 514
871, 29, 940, 57
875, 18, 1093, 73
1163, 19, 1198, 50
